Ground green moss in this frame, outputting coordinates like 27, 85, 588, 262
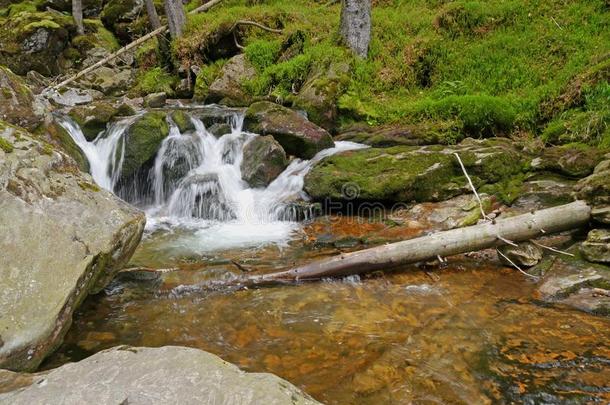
121, 112, 169, 179
193, 59, 226, 101
22, 19, 61, 32
170, 110, 195, 133
133, 67, 178, 97
245, 39, 282, 72
78, 181, 101, 192
0, 137, 14, 153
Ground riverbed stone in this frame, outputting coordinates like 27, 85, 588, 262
244, 101, 334, 159
0, 123, 145, 371
534, 246, 610, 316
581, 229, 610, 263
0, 66, 45, 131
0, 346, 320, 404
68, 101, 118, 141
304, 138, 525, 203
207, 54, 256, 106
119, 111, 169, 182
241, 135, 288, 188
531, 144, 604, 178
144, 92, 167, 108
78, 66, 134, 96
170, 110, 195, 133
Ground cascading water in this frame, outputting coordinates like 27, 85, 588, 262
58, 109, 367, 252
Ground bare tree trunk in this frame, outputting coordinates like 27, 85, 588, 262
72, 0, 84, 35
144, 0, 162, 30
340, 0, 371, 58
246, 201, 591, 284
164, 0, 187, 39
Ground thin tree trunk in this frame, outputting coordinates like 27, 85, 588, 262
340, 0, 371, 58
245, 201, 591, 284
72, 0, 84, 35
144, 0, 162, 30
164, 0, 187, 39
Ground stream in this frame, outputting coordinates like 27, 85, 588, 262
45, 107, 610, 404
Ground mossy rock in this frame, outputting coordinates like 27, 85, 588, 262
0, 10, 75, 76
0, 65, 44, 131
100, 0, 142, 29
170, 110, 195, 133
575, 159, 610, 224
120, 111, 169, 181
244, 101, 334, 159
531, 144, 605, 178
293, 62, 350, 132
68, 101, 118, 141
304, 138, 525, 203
41, 121, 90, 172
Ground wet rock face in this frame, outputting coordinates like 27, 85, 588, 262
241, 135, 288, 188
581, 229, 610, 263
68, 101, 119, 141
531, 144, 604, 178
305, 138, 525, 203
0, 123, 145, 371
0, 346, 320, 404
244, 101, 334, 159
0, 66, 44, 131
207, 54, 256, 107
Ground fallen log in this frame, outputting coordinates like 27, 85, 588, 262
244, 200, 591, 284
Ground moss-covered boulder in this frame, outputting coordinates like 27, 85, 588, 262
0, 65, 44, 131
531, 144, 605, 178
119, 111, 169, 182
581, 229, 610, 264
241, 135, 288, 188
206, 54, 256, 107
304, 138, 525, 203
575, 159, 610, 224
0, 122, 145, 371
100, 0, 143, 42
170, 110, 195, 133
0, 9, 75, 76
335, 121, 462, 147
68, 101, 118, 141
77, 65, 134, 96
244, 101, 334, 159
293, 62, 350, 132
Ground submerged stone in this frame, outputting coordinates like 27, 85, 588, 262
244, 101, 334, 159
0, 123, 145, 371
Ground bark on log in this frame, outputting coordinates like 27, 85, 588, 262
247, 201, 591, 283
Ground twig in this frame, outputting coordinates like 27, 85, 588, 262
231, 260, 252, 272
233, 31, 244, 50
550, 16, 563, 30
530, 240, 574, 257
232, 20, 283, 34
497, 235, 518, 247
453, 153, 489, 221
496, 249, 539, 280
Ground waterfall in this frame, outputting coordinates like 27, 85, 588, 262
58, 109, 367, 251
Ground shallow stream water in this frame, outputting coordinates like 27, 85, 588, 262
50, 108, 610, 404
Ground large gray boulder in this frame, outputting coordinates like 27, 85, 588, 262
241, 135, 288, 188
0, 123, 145, 371
207, 54, 256, 106
0, 346, 320, 404
244, 102, 334, 159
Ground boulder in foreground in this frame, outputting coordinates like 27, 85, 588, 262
0, 346, 320, 405
0, 122, 145, 371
